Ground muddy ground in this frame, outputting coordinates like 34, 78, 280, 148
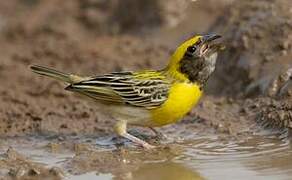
0, 0, 291, 179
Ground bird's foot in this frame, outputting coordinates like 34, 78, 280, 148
121, 132, 155, 149
149, 127, 168, 140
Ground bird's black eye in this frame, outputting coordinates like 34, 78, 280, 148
187, 46, 196, 54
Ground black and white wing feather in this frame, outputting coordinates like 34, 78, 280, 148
65, 71, 170, 109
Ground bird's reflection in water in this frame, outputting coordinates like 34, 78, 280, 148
114, 161, 204, 180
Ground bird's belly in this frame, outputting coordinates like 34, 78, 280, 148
109, 105, 153, 126
150, 82, 202, 127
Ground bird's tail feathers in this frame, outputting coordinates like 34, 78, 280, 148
30, 65, 83, 84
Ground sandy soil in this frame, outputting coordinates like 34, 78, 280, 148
0, 0, 291, 179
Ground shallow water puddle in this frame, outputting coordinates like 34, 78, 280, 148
177, 132, 292, 180
0, 132, 291, 180
68, 172, 113, 180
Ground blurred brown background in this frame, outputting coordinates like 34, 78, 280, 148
0, 0, 291, 136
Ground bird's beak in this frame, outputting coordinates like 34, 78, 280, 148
202, 34, 222, 43
201, 34, 225, 55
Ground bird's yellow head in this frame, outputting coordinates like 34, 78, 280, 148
165, 34, 224, 86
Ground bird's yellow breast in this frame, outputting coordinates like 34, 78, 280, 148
150, 82, 202, 127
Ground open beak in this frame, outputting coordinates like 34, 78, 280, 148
200, 34, 225, 56
202, 34, 222, 42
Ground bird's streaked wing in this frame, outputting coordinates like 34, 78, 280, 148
65, 71, 170, 109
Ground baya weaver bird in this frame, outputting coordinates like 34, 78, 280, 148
31, 34, 223, 148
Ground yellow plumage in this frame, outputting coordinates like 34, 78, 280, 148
30, 34, 223, 148
151, 82, 202, 126
166, 36, 202, 81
